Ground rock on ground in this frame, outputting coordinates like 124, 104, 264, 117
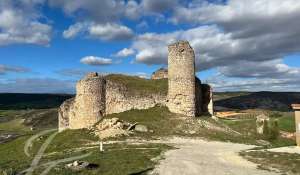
134, 124, 148, 132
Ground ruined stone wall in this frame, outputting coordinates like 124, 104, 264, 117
105, 80, 166, 114
68, 73, 106, 129
167, 41, 196, 117
58, 98, 74, 131
151, 68, 168, 80
201, 84, 214, 116
195, 77, 203, 116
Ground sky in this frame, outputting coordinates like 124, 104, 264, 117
0, 0, 300, 93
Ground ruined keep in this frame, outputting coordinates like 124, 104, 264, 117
167, 41, 196, 117
58, 41, 213, 131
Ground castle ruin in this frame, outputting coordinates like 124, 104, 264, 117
58, 41, 213, 131
167, 41, 196, 117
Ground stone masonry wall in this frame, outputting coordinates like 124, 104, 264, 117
68, 73, 106, 130
58, 41, 214, 131
151, 68, 168, 80
167, 41, 196, 117
105, 80, 166, 114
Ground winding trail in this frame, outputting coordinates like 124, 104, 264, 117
25, 131, 58, 175
20, 129, 92, 175
24, 129, 57, 157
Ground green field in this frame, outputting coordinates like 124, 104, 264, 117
0, 92, 299, 175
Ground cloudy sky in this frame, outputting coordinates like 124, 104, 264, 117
1, 0, 300, 93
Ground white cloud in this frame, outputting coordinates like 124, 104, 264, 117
89, 23, 134, 41
0, 65, 30, 75
171, 0, 300, 38
141, 0, 178, 13
80, 56, 113, 66
63, 22, 134, 41
218, 59, 300, 78
0, 1, 51, 46
113, 48, 135, 57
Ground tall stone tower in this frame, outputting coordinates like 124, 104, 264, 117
167, 41, 196, 117
69, 72, 106, 129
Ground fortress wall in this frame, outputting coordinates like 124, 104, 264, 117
58, 98, 74, 131
201, 84, 214, 116
105, 80, 166, 115
195, 77, 203, 116
69, 73, 106, 129
151, 68, 168, 80
167, 41, 196, 117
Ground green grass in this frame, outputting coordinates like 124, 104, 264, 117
276, 115, 295, 133
221, 117, 296, 147
106, 74, 168, 96
46, 129, 98, 153
240, 150, 300, 174
0, 119, 31, 133
0, 128, 171, 175
0, 136, 32, 173
41, 143, 171, 175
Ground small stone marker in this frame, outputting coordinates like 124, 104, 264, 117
292, 104, 300, 147
256, 114, 269, 135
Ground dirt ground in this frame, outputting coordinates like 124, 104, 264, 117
151, 137, 278, 175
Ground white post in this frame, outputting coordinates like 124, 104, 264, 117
99, 141, 104, 152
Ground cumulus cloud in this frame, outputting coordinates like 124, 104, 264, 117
80, 56, 113, 66
171, 0, 300, 38
218, 59, 300, 78
113, 48, 135, 57
141, 0, 178, 13
48, 0, 125, 23
0, 65, 30, 75
89, 23, 134, 41
63, 22, 134, 41
0, 1, 51, 46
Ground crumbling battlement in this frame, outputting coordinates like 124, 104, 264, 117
59, 41, 213, 131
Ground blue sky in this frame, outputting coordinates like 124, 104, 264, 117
0, 0, 300, 93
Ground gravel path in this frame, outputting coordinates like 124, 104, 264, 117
151, 138, 278, 175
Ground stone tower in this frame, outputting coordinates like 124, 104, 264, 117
167, 41, 196, 117
69, 72, 106, 129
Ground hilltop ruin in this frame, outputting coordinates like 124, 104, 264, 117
58, 41, 213, 131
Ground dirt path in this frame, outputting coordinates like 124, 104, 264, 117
24, 129, 57, 157
25, 131, 59, 175
151, 138, 278, 175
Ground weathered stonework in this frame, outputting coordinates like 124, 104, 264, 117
167, 41, 196, 117
292, 104, 300, 146
105, 80, 166, 114
58, 41, 214, 131
151, 68, 168, 80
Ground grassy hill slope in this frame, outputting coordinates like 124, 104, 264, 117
0, 93, 73, 110
214, 91, 300, 111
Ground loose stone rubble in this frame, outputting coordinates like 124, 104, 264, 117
92, 118, 132, 140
